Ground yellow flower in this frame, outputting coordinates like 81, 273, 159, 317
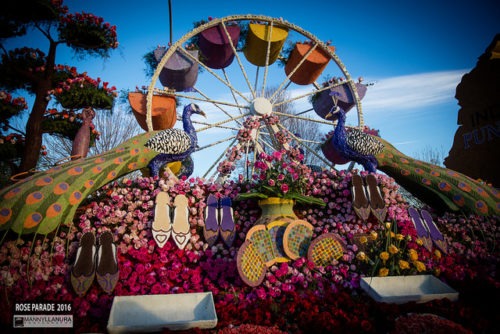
434, 249, 442, 259
395, 233, 404, 241
385, 222, 392, 230
415, 238, 423, 246
414, 260, 426, 272
398, 260, 410, 270
378, 267, 389, 277
359, 235, 368, 244
379, 251, 390, 263
370, 231, 378, 241
390, 231, 396, 238
356, 251, 367, 261
408, 249, 418, 261
388, 244, 399, 255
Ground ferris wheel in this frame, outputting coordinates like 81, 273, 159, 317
144, 14, 367, 180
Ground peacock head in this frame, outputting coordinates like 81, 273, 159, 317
325, 105, 343, 120
186, 103, 206, 118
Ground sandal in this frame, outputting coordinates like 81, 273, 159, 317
152, 191, 172, 248
96, 231, 119, 294
172, 195, 191, 249
351, 174, 370, 221
71, 232, 96, 297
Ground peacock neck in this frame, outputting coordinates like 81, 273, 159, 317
333, 110, 347, 145
183, 111, 198, 148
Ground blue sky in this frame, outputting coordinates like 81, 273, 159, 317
5, 0, 499, 177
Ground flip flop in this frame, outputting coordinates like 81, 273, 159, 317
71, 232, 96, 297
365, 174, 387, 223
420, 209, 448, 254
219, 196, 236, 247
283, 219, 313, 260
203, 194, 219, 247
96, 231, 119, 294
307, 233, 345, 267
351, 174, 371, 221
172, 195, 191, 250
408, 207, 433, 252
152, 191, 172, 248
266, 220, 290, 262
246, 225, 276, 267
236, 240, 267, 287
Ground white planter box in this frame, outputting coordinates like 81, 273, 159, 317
107, 292, 217, 333
360, 275, 459, 304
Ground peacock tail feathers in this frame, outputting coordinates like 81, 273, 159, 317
374, 136, 499, 216
0, 131, 160, 237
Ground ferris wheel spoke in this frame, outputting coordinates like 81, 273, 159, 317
274, 111, 334, 126
177, 46, 251, 104
220, 19, 256, 99
269, 42, 319, 103
260, 21, 274, 97
195, 112, 251, 132
203, 137, 239, 180
276, 123, 334, 168
196, 135, 237, 152
192, 85, 243, 127
222, 69, 247, 118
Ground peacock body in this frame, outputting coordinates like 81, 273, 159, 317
0, 104, 204, 238
328, 107, 384, 173
374, 136, 499, 216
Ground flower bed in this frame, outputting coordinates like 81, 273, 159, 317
0, 170, 498, 333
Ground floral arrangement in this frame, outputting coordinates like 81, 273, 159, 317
237, 148, 325, 206
0, 170, 498, 332
0, 91, 28, 126
353, 221, 430, 277
58, 11, 118, 57
49, 65, 117, 109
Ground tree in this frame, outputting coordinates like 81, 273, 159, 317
0, 0, 118, 178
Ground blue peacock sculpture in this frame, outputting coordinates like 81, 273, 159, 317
146, 103, 205, 176
0, 103, 204, 239
324, 107, 499, 216
326, 106, 384, 173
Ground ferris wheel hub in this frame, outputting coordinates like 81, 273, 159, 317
250, 97, 273, 116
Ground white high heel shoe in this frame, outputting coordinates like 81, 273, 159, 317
172, 194, 191, 249
152, 191, 172, 248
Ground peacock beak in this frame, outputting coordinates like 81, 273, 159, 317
199, 111, 206, 118
325, 106, 340, 119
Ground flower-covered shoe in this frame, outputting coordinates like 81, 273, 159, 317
152, 191, 172, 248
71, 232, 96, 297
96, 231, 119, 294
351, 174, 371, 221
172, 195, 191, 250
203, 194, 220, 247
219, 196, 235, 247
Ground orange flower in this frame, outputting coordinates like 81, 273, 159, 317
408, 249, 418, 261
378, 267, 389, 277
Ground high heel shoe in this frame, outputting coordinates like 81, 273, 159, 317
203, 194, 219, 247
71, 232, 96, 297
365, 174, 387, 223
219, 196, 235, 247
351, 174, 370, 221
152, 191, 172, 248
408, 207, 433, 252
96, 231, 119, 294
172, 194, 191, 249
420, 209, 448, 254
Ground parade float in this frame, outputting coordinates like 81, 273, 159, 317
0, 15, 498, 333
